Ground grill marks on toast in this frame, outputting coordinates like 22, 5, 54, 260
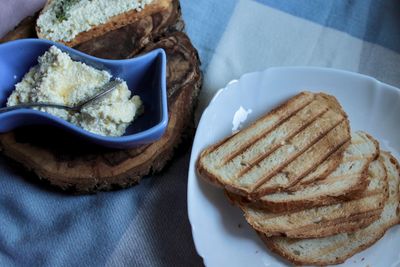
197, 91, 399, 265
227, 106, 331, 177
263, 152, 400, 266
289, 132, 374, 190
217, 96, 321, 168
197, 92, 350, 196
287, 142, 348, 189
203, 92, 315, 168
253, 121, 350, 195
241, 159, 388, 238
280, 212, 380, 240
238, 112, 345, 191
255, 132, 378, 211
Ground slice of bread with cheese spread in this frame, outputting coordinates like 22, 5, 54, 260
36, 0, 173, 47
261, 152, 400, 266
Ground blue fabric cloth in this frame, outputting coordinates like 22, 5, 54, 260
1, 1, 400, 266
181, 0, 400, 72
180, 1, 237, 70
255, 0, 400, 53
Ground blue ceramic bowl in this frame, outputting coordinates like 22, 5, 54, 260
0, 39, 168, 149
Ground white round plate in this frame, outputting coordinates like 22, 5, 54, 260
187, 67, 400, 267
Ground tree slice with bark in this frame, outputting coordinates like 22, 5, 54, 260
0, 1, 202, 193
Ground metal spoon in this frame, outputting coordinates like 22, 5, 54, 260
0, 79, 122, 113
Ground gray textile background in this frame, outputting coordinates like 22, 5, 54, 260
103, 146, 203, 267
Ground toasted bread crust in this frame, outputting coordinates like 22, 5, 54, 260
196, 92, 351, 199
287, 141, 349, 190
36, 0, 174, 47
251, 120, 351, 198
286, 212, 380, 238
252, 133, 380, 212
230, 189, 383, 238
315, 93, 347, 117
74, 0, 182, 59
246, 199, 385, 238
260, 232, 344, 266
196, 92, 315, 195
251, 168, 370, 213
263, 210, 395, 266
263, 215, 396, 266
385, 151, 400, 222
252, 169, 370, 213
196, 137, 237, 188
261, 152, 400, 266
230, 159, 388, 238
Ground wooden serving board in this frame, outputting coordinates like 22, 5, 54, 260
0, 0, 202, 193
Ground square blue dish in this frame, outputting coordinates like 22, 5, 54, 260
0, 39, 168, 149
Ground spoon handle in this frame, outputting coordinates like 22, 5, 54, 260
0, 103, 76, 113
76, 79, 122, 109
0, 79, 122, 114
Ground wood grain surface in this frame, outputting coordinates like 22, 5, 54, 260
0, 0, 202, 193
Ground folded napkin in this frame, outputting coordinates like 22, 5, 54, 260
1, 0, 400, 266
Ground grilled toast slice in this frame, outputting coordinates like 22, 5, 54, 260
252, 131, 379, 212
196, 92, 351, 198
36, 0, 174, 47
238, 158, 387, 238
262, 152, 400, 266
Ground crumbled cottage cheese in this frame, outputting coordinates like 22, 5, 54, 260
37, 0, 154, 42
7, 46, 143, 136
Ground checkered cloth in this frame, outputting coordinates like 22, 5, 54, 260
1, 0, 399, 266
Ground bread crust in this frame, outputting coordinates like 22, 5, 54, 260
251, 133, 380, 212
196, 139, 253, 196
286, 141, 348, 190
196, 92, 315, 195
74, 0, 182, 59
196, 92, 351, 199
228, 159, 388, 238
245, 198, 385, 238
261, 151, 400, 266
263, 214, 396, 266
36, 0, 174, 47
251, 169, 370, 213
250, 120, 351, 198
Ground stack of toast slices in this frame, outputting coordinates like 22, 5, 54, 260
197, 91, 400, 265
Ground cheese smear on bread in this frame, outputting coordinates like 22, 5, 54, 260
37, 0, 154, 42
7, 46, 143, 136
